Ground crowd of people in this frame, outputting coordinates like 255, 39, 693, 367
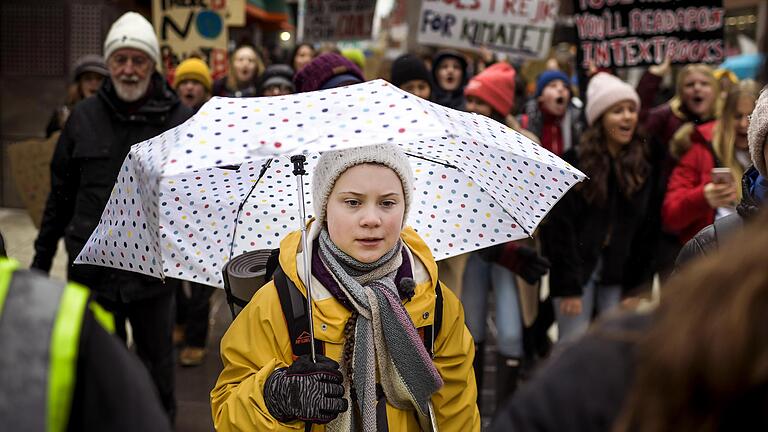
1, 8, 767, 432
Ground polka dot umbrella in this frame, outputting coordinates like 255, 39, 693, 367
75, 79, 585, 288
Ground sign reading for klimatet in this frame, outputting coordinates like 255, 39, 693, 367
417, 0, 559, 58
303, 0, 377, 42
573, 0, 725, 69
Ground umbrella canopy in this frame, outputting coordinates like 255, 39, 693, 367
76, 79, 585, 287
719, 53, 765, 80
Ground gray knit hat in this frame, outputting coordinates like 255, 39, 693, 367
312, 144, 414, 226
748, 86, 768, 176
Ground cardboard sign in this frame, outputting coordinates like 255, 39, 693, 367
573, 0, 725, 69
303, 0, 377, 42
417, 0, 559, 58
152, 0, 232, 79
7, 135, 58, 228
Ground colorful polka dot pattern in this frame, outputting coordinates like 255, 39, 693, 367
76, 79, 585, 288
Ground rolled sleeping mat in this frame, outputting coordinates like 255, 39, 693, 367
222, 249, 273, 318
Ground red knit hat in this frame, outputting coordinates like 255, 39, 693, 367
464, 62, 516, 116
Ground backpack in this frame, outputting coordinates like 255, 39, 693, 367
261, 248, 445, 360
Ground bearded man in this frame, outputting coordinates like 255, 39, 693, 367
32, 12, 192, 421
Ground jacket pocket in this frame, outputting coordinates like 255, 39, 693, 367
71, 136, 121, 190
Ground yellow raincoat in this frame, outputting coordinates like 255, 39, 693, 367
211, 224, 480, 431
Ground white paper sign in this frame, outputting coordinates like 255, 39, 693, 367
417, 0, 560, 58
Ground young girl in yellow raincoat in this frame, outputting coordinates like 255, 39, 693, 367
211, 144, 480, 431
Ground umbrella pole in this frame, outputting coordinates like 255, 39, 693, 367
290, 155, 317, 363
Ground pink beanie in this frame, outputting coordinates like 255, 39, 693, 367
464, 62, 516, 116
585, 72, 640, 126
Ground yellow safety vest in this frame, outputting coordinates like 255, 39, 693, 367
0, 259, 114, 432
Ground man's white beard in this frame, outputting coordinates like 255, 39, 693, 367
114, 74, 151, 102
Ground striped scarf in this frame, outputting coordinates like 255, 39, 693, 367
318, 229, 443, 431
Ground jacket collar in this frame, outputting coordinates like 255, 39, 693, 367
738, 166, 763, 219
279, 220, 438, 301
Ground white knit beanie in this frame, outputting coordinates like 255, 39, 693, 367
747, 86, 768, 176
103, 12, 160, 67
312, 144, 414, 226
585, 72, 641, 126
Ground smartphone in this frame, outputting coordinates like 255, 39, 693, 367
711, 167, 734, 185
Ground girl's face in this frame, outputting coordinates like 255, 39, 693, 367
601, 100, 638, 148
232, 47, 259, 83
400, 79, 431, 100
326, 164, 405, 263
733, 94, 755, 150
436, 58, 463, 91
178, 79, 208, 109
293, 45, 315, 72
465, 95, 493, 118
538, 79, 570, 117
681, 71, 715, 118
79, 72, 104, 97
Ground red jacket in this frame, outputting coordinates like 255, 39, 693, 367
662, 121, 718, 245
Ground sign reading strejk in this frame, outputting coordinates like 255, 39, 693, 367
303, 0, 377, 42
573, 0, 725, 69
417, 0, 559, 58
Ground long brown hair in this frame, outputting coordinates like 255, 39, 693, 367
577, 122, 650, 206
613, 209, 768, 432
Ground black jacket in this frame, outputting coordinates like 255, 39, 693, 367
675, 166, 762, 268
540, 149, 654, 297
68, 301, 172, 431
32, 73, 192, 299
491, 312, 652, 432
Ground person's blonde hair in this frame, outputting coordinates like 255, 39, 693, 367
669, 64, 719, 121
712, 79, 760, 199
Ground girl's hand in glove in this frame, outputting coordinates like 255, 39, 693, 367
264, 354, 348, 424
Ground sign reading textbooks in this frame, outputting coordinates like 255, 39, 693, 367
303, 0, 377, 42
417, 0, 559, 59
573, 0, 725, 69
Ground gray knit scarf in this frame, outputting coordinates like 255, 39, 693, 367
318, 229, 443, 431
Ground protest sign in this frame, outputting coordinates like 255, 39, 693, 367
417, 0, 559, 58
573, 0, 725, 69
7, 135, 58, 228
303, 0, 377, 42
152, 0, 233, 79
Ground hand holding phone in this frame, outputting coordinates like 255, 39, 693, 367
711, 167, 734, 185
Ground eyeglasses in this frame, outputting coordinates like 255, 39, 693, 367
109, 54, 151, 68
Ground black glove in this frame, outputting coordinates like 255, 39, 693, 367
264, 354, 348, 424
515, 246, 551, 284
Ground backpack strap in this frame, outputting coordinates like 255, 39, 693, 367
264, 248, 281, 282
420, 281, 444, 357
713, 213, 743, 245
273, 265, 324, 360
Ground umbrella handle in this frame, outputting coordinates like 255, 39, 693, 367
291, 155, 317, 363
428, 400, 439, 432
